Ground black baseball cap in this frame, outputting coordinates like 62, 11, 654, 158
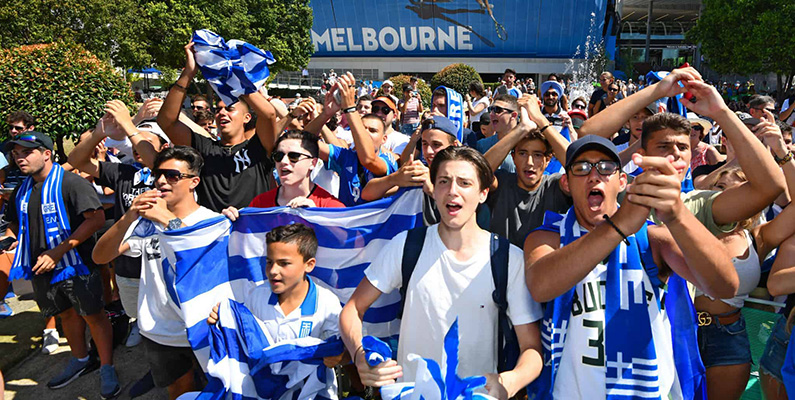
565, 135, 622, 170
4, 131, 54, 152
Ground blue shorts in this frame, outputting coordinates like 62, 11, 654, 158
697, 314, 752, 368
759, 315, 789, 383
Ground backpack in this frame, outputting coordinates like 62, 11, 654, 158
396, 226, 519, 372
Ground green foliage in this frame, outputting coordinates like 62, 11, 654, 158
379, 75, 432, 108
430, 64, 483, 96
0, 42, 134, 155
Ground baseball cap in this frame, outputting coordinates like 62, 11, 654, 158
136, 119, 171, 144
686, 114, 713, 133
736, 112, 761, 126
5, 131, 53, 152
567, 109, 588, 129
373, 96, 398, 114
382, 79, 394, 88
540, 81, 565, 97
565, 135, 622, 170
421, 116, 460, 142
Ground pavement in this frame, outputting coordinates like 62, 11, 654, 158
0, 294, 168, 400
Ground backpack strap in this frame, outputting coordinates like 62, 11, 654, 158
490, 233, 518, 372
397, 226, 428, 320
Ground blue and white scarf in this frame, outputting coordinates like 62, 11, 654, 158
132, 162, 153, 186
438, 86, 464, 143
532, 207, 706, 400
192, 29, 276, 106
9, 163, 89, 284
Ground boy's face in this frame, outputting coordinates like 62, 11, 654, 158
512, 139, 550, 191
275, 139, 316, 186
561, 150, 625, 229
432, 159, 488, 230
154, 159, 199, 207
421, 129, 454, 167
362, 118, 386, 153
265, 241, 315, 295
628, 109, 651, 140
490, 100, 517, 134
639, 128, 690, 181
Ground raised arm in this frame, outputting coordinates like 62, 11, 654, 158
483, 107, 535, 173
768, 234, 795, 297
241, 90, 278, 154
157, 42, 198, 146
361, 155, 431, 201
105, 100, 159, 168
522, 95, 569, 164
68, 125, 108, 179
339, 75, 387, 176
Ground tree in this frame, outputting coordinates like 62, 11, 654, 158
0, 43, 135, 160
430, 64, 483, 96
687, 0, 795, 100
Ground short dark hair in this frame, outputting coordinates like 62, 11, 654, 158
492, 94, 519, 110
749, 95, 775, 109
402, 83, 413, 92
547, 73, 560, 81
504, 68, 516, 76
191, 95, 208, 104
468, 81, 486, 97
430, 146, 494, 191
357, 94, 373, 104
641, 113, 691, 149
777, 121, 792, 136
193, 108, 214, 123
154, 145, 204, 175
516, 131, 552, 155
275, 130, 320, 159
6, 111, 35, 127
432, 87, 447, 100
265, 223, 318, 261
362, 113, 386, 132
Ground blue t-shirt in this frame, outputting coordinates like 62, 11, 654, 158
475, 135, 515, 173
326, 144, 398, 206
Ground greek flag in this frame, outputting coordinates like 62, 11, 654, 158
192, 29, 276, 106
156, 189, 424, 398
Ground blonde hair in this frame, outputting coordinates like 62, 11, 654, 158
710, 167, 759, 230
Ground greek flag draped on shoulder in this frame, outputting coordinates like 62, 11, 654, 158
9, 163, 90, 284
439, 86, 464, 143
375, 319, 496, 400
151, 190, 423, 398
192, 29, 276, 106
531, 208, 706, 400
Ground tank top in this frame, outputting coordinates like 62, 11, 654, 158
695, 230, 761, 308
690, 143, 709, 171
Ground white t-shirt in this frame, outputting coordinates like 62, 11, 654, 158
471, 96, 491, 123
244, 277, 341, 342
105, 137, 134, 161
383, 129, 410, 155
615, 142, 640, 175
365, 225, 542, 379
124, 206, 219, 347
552, 260, 675, 399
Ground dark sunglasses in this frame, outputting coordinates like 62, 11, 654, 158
372, 105, 393, 115
572, 103, 586, 109
568, 160, 619, 176
488, 105, 515, 115
608, 88, 619, 92
153, 168, 197, 183
543, 91, 559, 97
753, 107, 776, 114
9, 125, 26, 132
692, 125, 704, 132
191, 105, 207, 110
272, 150, 313, 163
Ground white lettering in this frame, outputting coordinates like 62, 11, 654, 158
331, 28, 347, 52
399, 27, 418, 51
346, 28, 362, 51
311, 29, 331, 52
437, 26, 455, 51
457, 26, 472, 50
418, 26, 436, 51
379, 27, 399, 51
362, 27, 378, 51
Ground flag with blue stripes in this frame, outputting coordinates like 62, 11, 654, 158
192, 29, 276, 106
154, 189, 424, 396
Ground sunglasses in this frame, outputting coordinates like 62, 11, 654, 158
272, 150, 313, 163
153, 168, 197, 184
692, 126, 704, 132
573, 103, 586, 109
608, 88, 619, 92
191, 105, 207, 110
9, 125, 26, 132
372, 105, 393, 115
568, 160, 619, 176
753, 107, 776, 114
543, 92, 559, 97
488, 105, 515, 115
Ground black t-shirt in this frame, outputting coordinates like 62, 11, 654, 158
96, 161, 154, 279
4, 171, 103, 274
589, 88, 624, 113
191, 131, 275, 212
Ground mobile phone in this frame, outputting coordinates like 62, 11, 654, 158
744, 118, 762, 126
332, 88, 342, 104
0, 237, 15, 252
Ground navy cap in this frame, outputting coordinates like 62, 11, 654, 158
565, 135, 622, 170
4, 131, 54, 152
422, 116, 460, 142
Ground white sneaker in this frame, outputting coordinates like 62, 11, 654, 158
125, 322, 141, 347
42, 329, 60, 355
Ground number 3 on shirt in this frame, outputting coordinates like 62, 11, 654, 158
582, 319, 605, 367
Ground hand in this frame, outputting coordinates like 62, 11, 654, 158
465, 93, 472, 102
518, 94, 547, 128
207, 302, 221, 325
104, 100, 136, 136
755, 115, 788, 158
626, 154, 687, 224
95, 140, 108, 162
183, 41, 198, 77
137, 196, 174, 225
560, 112, 572, 129
516, 106, 538, 135
132, 98, 164, 125
653, 66, 702, 100
0, 237, 18, 254
101, 113, 125, 141
292, 98, 317, 119
484, 373, 509, 400
393, 155, 430, 188
679, 80, 727, 118
286, 196, 316, 208
336, 72, 357, 109
354, 346, 403, 387
33, 248, 65, 275
222, 206, 240, 221
129, 190, 163, 216
94, 114, 110, 138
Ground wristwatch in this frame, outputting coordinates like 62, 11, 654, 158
166, 218, 183, 231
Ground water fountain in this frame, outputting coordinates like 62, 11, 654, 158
564, 12, 607, 106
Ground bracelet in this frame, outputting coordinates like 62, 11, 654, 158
172, 82, 188, 92
603, 214, 630, 245
127, 130, 139, 138
538, 124, 551, 135
775, 151, 793, 166
342, 106, 357, 114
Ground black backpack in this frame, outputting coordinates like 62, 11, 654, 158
396, 226, 519, 372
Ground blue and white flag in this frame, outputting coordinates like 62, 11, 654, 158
439, 86, 464, 143
155, 189, 424, 394
192, 29, 276, 106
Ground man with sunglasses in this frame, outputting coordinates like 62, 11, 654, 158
158, 41, 280, 212
372, 96, 409, 156
1, 111, 38, 185
475, 94, 520, 173
748, 95, 776, 121
94, 146, 218, 400
588, 72, 623, 117
524, 135, 737, 399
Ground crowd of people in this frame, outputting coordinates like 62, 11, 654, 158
0, 41, 794, 400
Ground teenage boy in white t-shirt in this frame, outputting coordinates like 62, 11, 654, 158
340, 146, 543, 400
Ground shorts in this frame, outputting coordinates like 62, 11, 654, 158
400, 122, 419, 136
697, 314, 752, 368
759, 315, 788, 383
115, 276, 139, 320
143, 336, 196, 388
32, 268, 104, 318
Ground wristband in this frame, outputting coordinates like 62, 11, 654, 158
342, 106, 357, 114
603, 214, 630, 245
172, 82, 188, 92
775, 151, 793, 166
127, 130, 140, 138
538, 124, 551, 135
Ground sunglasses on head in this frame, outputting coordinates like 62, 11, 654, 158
568, 160, 619, 176
272, 150, 313, 163
372, 105, 393, 115
153, 168, 197, 183
488, 105, 515, 115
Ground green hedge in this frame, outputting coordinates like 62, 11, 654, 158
378, 74, 432, 108
0, 42, 134, 159
430, 63, 482, 96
